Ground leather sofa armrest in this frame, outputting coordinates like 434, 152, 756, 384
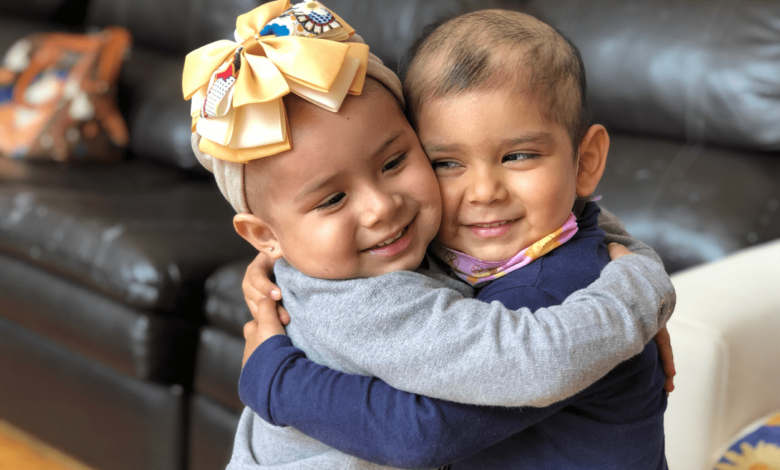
665, 240, 780, 470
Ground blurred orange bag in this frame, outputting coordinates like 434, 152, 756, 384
0, 27, 131, 162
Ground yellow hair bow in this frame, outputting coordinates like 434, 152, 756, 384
182, 0, 369, 163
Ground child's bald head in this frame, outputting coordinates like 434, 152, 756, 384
404, 10, 588, 152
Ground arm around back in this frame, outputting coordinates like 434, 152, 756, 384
276, 252, 675, 407
240, 335, 569, 468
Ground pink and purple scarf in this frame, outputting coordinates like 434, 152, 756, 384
430, 213, 579, 287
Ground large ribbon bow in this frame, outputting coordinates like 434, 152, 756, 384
182, 0, 369, 163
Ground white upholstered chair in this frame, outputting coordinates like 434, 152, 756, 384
664, 240, 780, 469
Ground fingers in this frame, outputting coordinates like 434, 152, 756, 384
242, 256, 282, 325
242, 320, 258, 367
254, 298, 287, 338
242, 276, 262, 318
243, 318, 257, 340
607, 243, 633, 261
277, 305, 291, 326
654, 327, 676, 394
254, 297, 279, 323
664, 376, 675, 395
242, 299, 286, 367
243, 257, 282, 302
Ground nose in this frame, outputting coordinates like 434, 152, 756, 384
359, 185, 402, 227
466, 164, 508, 205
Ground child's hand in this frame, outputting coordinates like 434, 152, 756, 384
607, 242, 633, 260
243, 252, 289, 325
610, 243, 676, 393
654, 326, 676, 393
242, 298, 288, 367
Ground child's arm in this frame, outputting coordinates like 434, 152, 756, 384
238, 251, 669, 468
273, 248, 674, 408
600, 209, 678, 392
240, 333, 571, 468
599, 208, 662, 264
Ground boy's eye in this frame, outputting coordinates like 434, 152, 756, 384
382, 153, 407, 173
316, 192, 345, 211
503, 153, 541, 163
431, 160, 462, 170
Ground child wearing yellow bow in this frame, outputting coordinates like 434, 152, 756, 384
184, 2, 674, 469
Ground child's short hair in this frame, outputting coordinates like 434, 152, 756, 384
403, 10, 589, 152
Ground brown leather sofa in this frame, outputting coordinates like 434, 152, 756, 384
1, 0, 779, 469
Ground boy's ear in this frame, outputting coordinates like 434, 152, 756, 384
576, 124, 610, 198
233, 213, 284, 260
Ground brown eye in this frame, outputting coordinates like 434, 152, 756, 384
382, 153, 407, 173
503, 153, 540, 163
431, 161, 461, 170
316, 192, 345, 211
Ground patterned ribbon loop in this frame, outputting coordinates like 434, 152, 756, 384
182, 0, 369, 163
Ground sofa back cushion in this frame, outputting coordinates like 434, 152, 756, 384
0, 0, 88, 24
86, 0, 263, 56
526, 0, 780, 152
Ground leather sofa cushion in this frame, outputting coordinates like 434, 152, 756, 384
86, 0, 261, 56
0, 0, 87, 25
526, 0, 780, 152
205, 259, 253, 336
0, 253, 197, 383
194, 326, 244, 412
318, 0, 502, 73
598, 132, 780, 273
118, 48, 205, 171
0, 317, 186, 470
0, 157, 255, 312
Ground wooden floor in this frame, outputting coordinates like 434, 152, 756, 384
0, 420, 95, 470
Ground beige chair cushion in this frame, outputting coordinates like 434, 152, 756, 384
665, 239, 780, 470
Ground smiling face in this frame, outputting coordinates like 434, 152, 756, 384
418, 88, 580, 262
237, 81, 442, 279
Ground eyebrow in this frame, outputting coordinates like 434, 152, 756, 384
423, 143, 463, 155
370, 130, 404, 160
295, 131, 405, 202
296, 171, 344, 202
504, 132, 556, 147
424, 131, 556, 155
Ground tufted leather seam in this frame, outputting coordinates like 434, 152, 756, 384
684, 0, 740, 146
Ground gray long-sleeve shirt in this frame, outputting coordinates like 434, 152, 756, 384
228, 210, 675, 469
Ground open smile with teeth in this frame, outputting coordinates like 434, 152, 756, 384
469, 218, 519, 228
370, 226, 408, 249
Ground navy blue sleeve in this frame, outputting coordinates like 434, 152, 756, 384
240, 335, 569, 469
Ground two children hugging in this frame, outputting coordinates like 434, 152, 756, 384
184, 2, 676, 469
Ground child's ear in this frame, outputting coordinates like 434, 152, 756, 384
575, 124, 610, 198
233, 213, 284, 260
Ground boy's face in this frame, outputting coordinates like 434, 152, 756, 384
418, 88, 579, 262
252, 85, 442, 279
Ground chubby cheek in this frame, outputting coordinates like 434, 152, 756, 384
433, 179, 464, 246
283, 218, 359, 278
406, 157, 444, 239
527, 173, 577, 228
